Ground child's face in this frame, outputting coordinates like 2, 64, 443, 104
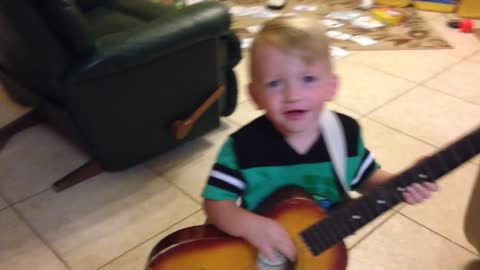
249, 44, 338, 137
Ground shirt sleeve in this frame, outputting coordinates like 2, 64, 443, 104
347, 128, 381, 190
202, 137, 246, 202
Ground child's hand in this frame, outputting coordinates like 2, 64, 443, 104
401, 155, 439, 205
402, 182, 439, 205
242, 215, 296, 263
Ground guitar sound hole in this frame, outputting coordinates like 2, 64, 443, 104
257, 252, 293, 270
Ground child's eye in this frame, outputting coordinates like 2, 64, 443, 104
266, 80, 282, 88
303, 75, 317, 83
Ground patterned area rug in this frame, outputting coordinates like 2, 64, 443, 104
222, 0, 452, 51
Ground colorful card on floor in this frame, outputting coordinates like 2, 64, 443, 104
320, 19, 344, 28
185, 0, 204, 5
246, 25, 262, 33
351, 16, 384, 30
282, 12, 299, 17
241, 38, 254, 49
294, 5, 318, 11
326, 10, 361, 21
250, 9, 281, 18
229, 6, 265, 16
326, 30, 353, 40
351, 35, 377, 46
329, 46, 350, 58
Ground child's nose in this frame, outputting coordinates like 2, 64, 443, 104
284, 85, 301, 103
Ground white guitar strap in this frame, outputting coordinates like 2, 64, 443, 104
320, 109, 352, 199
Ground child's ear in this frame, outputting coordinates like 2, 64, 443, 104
324, 74, 339, 101
248, 82, 264, 110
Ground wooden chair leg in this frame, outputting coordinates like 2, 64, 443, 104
53, 159, 104, 191
172, 85, 225, 140
0, 109, 42, 150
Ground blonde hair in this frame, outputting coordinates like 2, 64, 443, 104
250, 16, 331, 79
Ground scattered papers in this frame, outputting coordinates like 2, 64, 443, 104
241, 38, 254, 49
320, 19, 345, 29
326, 30, 353, 40
246, 25, 263, 33
351, 16, 384, 30
326, 10, 362, 21
294, 5, 318, 12
229, 6, 265, 16
329, 46, 350, 58
351, 35, 377, 46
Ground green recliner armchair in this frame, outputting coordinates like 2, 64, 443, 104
0, 0, 241, 190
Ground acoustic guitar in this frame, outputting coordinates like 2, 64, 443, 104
146, 126, 480, 270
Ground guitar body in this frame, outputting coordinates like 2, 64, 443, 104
146, 188, 347, 270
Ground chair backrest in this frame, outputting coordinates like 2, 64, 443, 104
0, 0, 95, 103
43, 0, 95, 56
76, 0, 101, 11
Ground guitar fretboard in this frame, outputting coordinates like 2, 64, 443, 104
301, 126, 480, 256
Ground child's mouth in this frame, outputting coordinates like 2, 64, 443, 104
284, 110, 307, 120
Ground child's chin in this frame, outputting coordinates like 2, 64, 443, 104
284, 123, 313, 134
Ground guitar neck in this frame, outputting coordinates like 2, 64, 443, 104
301, 126, 480, 256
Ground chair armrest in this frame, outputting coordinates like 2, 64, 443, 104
68, 2, 230, 81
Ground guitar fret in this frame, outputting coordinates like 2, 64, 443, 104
405, 167, 421, 187
457, 135, 476, 157
302, 224, 322, 255
320, 219, 346, 252
465, 134, 480, 157
391, 173, 411, 199
302, 221, 327, 255
440, 137, 474, 172
328, 209, 352, 242
355, 195, 376, 223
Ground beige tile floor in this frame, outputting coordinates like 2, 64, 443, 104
0, 11, 479, 270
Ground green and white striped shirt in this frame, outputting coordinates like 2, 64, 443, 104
202, 112, 380, 211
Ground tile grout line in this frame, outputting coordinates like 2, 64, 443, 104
5, 168, 204, 270
347, 211, 399, 251
0, 190, 10, 212
9, 196, 73, 270
168, 180, 204, 205
6, 186, 52, 207
416, 47, 480, 86
344, 57, 423, 86
0, 184, 52, 213
358, 115, 480, 168
420, 84, 480, 108
398, 212, 480, 257
358, 82, 420, 118
364, 113, 473, 151
348, 49, 465, 87
336, 47, 479, 120
95, 208, 204, 270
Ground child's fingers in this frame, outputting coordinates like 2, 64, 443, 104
422, 182, 439, 191
413, 182, 432, 199
276, 241, 296, 262
405, 183, 425, 203
403, 192, 416, 205
272, 229, 296, 262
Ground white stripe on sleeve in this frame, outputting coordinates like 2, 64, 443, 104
210, 170, 246, 190
351, 153, 375, 185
